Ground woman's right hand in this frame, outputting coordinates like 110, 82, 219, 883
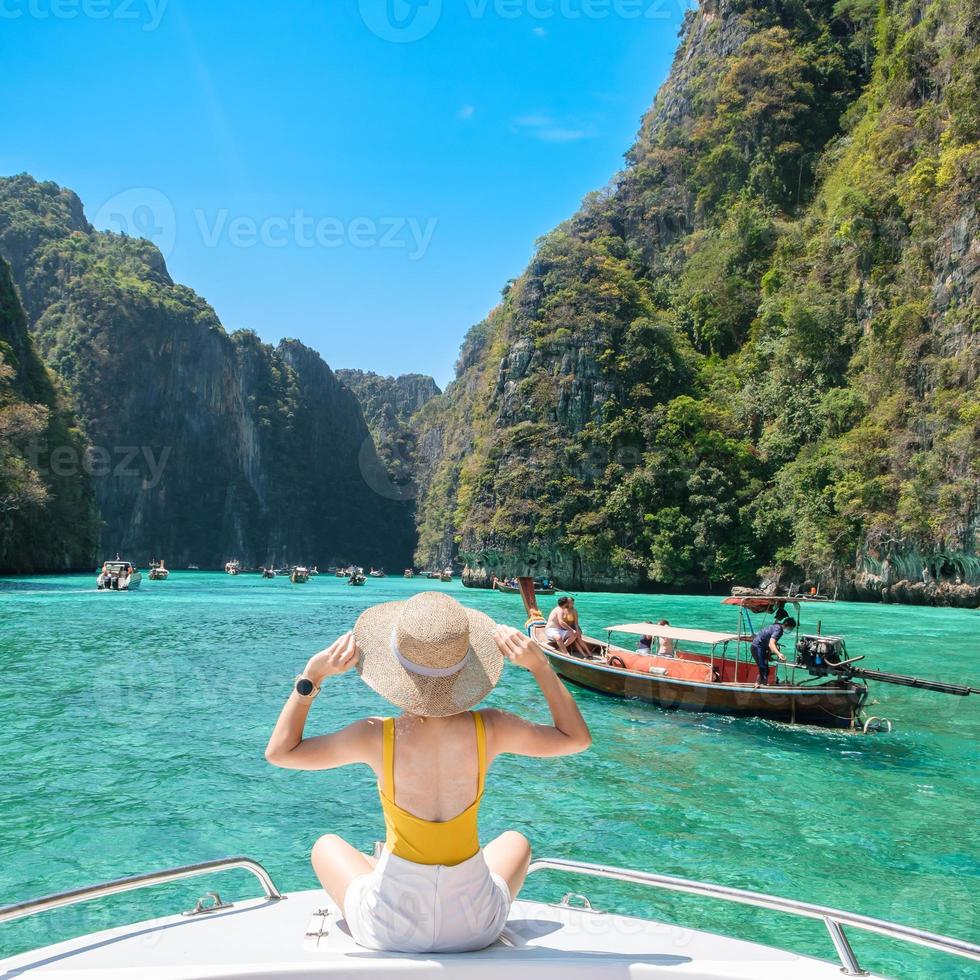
494, 624, 548, 673
304, 631, 360, 685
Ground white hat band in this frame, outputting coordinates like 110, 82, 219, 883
391, 629, 469, 678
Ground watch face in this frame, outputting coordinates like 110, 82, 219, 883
296, 678, 315, 697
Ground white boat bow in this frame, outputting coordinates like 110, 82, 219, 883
1, 856, 977, 978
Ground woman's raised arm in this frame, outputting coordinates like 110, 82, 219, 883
264, 631, 380, 771
484, 625, 591, 759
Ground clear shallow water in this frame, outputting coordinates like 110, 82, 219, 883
0, 573, 977, 977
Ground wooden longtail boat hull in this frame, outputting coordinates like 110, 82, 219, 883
518, 577, 866, 727
543, 646, 865, 727
496, 582, 556, 595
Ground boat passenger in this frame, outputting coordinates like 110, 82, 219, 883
561, 597, 591, 656
265, 592, 591, 954
545, 597, 574, 654
750, 617, 796, 686
639, 619, 674, 656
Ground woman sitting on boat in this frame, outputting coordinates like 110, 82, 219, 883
265, 592, 591, 953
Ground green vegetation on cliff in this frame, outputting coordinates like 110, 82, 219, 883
0, 257, 97, 570
336, 369, 440, 496
416, 0, 980, 599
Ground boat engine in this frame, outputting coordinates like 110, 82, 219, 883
796, 635, 846, 676
795, 635, 979, 696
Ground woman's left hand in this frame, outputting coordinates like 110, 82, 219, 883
305, 632, 360, 685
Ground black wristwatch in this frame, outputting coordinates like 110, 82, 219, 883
294, 675, 321, 699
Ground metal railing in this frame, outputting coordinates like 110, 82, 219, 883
0, 857, 283, 926
527, 857, 980, 977
3, 854, 976, 977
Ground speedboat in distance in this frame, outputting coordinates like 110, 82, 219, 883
96, 560, 141, 591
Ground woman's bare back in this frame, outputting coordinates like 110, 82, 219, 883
386, 713, 481, 821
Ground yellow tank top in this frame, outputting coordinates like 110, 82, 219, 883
379, 712, 486, 867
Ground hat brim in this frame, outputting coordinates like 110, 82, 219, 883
353, 598, 503, 717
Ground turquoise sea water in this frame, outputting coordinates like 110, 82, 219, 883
0, 573, 977, 977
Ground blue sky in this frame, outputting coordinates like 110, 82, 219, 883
1, 0, 690, 386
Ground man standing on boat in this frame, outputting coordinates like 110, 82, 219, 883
750, 617, 796, 687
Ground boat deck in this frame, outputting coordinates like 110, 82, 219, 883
0, 888, 883, 979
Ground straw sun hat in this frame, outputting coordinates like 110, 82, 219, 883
353, 592, 503, 717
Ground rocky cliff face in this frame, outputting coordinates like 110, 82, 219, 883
335, 369, 440, 504
0, 175, 415, 571
415, 0, 980, 604
0, 256, 97, 571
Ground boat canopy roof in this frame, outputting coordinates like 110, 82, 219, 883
603, 623, 739, 645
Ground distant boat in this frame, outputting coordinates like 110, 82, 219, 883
261, 568, 276, 579
369, 568, 385, 578
495, 577, 554, 595
426, 570, 442, 580
225, 560, 241, 576
290, 567, 310, 584
348, 573, 366, 586
148, 560, 169, 581
187, 564, 200, 571
404, 569, 415, 578
440, 568, 453, 582
97, 560, 142, 591
335, 568, 348, 578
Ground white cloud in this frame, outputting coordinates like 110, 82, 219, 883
532, 26, 547, 37
512, 113, 592, 143
538, 127, 588, 143
514, 114, 554, 128
457, 104, 476, 121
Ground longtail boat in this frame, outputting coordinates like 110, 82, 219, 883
496, 578, 556, 595
517, 579, 977, 730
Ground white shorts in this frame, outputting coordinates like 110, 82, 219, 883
343, 848, 511, 953
546, 626, 571, 642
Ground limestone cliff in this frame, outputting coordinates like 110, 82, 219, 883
0, 175, 415, 571
414, 0, 980, 604
336, 369, 440, 502
0, 256, 97, 571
